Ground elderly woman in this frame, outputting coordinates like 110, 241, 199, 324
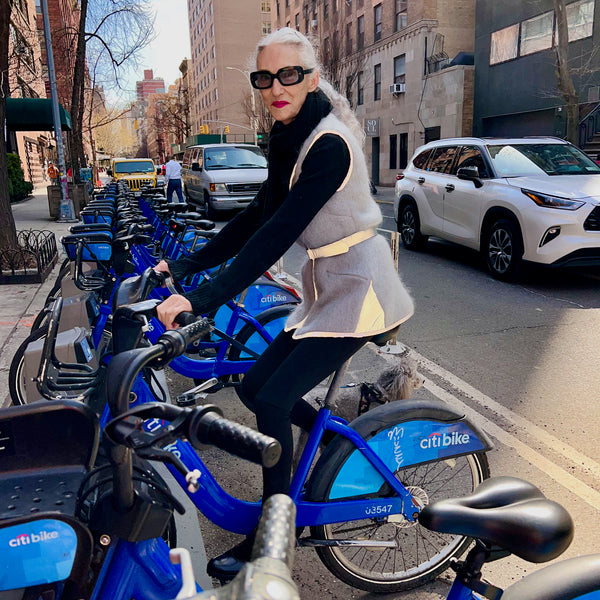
154, 27, 414, 580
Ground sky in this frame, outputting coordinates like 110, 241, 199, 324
121, 0, 191, 98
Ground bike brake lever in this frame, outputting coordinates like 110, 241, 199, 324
136, 446, 202, 495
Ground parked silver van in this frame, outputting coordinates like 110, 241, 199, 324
181, 143, 268, 218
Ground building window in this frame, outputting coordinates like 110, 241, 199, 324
323, 37, 329, 62
346, 0, 352, 15
346, 75, 353, 107
374, 4, 382, 41
286, 0, 289, 7
357, 71, 364, 105
393, 54, 406, 83
261, 0, 270, 11
346, 22, 352, 53
395, 0, 407, 31
390, 134, 397, 169
520, 10, 553, 55
357, 15, 364, 50
567, 0, 594, 41
324, 0, 329, 19
295, 13, 300, 29
358, 0, 363, 7
490, 23, 519, 64
374, 63, 381, 101
263, 21, 272, 34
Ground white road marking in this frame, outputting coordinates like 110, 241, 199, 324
377, 346, 600, 510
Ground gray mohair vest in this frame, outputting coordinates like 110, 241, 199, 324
285, 111, 414, 338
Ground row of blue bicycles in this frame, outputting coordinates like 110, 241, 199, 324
2, 181, 599, 599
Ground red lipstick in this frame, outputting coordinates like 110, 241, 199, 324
272, 101, 289, 108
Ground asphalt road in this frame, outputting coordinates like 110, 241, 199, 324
171, 186, 600, 598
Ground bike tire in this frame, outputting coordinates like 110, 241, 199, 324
9, 325, 50, 406
227, 304, 294, 398
308, 417, 490, 593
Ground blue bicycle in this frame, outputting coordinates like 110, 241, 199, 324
97, 301, 494, 594
420, 476, 600, 600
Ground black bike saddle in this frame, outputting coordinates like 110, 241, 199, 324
419, 476, 574, 563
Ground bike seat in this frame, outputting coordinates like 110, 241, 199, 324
501, 553, 600, 600
419, 476, 574, 563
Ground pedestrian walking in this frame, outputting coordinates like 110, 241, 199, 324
47, 163, 59, 185
164, 155, 184, 203
153, 26, 414, 581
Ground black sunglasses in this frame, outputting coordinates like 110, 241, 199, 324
250, 66, 315, 89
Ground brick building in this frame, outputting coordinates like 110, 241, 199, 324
273, 0, 477, 186
7, 0, 49, 186
133, 69, 165, 155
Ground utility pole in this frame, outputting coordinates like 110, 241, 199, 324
40, 0, 76, 222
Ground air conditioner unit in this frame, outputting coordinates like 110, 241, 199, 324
390, 83, 406, 94
311, 19, 318, 27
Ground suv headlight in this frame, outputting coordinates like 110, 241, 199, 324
522, 189, 585, 210
210, 183, 227, 193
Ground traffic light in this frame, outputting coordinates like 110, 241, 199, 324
224, 126, 230, 134
199, 125, 208, 134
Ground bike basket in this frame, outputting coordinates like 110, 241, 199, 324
81, 212, 113, 225
62, 234, 112, 262
0, 514, 92, 591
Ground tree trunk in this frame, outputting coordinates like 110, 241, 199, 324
69, 0, 89, 184
0, 3, 19, 252
554, 0, 580, 144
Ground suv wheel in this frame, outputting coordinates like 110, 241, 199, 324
203, 192, 217, 220
399, 201, 428, 250
484, 218, 523, 281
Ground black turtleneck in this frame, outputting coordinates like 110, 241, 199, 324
167, 90, 351, 315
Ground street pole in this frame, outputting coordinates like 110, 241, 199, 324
40, 0, 76, 222
226, 67, 258, 144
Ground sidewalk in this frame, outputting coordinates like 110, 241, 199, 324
0, 183, 74, 407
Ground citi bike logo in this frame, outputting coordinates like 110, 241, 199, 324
260, 293, 289, 304
420, 431, 470, 450
9, 531, 59, 547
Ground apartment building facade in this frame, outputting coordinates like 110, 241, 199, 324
473, 0, 599, 152
273, 0, 477, 186
7, 0, 50, 185
186, 0, 272, 141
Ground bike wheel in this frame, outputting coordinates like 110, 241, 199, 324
227, 305, 294, 396
9, 325, 50, 406
310, 438, 489, 593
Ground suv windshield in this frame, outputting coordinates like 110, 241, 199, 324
486, 143, 600, 177
204, 146, 267, 170
114, 161, 155, 174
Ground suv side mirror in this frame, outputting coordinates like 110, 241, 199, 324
457, 166, 483, 188
191, 162, 201, 172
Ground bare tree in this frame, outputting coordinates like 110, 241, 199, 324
0, 2, 18, 253
69, 0, 155, 181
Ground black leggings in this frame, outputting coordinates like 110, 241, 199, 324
239, 329, 369, 499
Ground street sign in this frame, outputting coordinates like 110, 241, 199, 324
364, 117, 380, 137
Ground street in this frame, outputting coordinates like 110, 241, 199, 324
185, 185, 600, 598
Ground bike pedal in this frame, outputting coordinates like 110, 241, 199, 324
174, 392, 207, 407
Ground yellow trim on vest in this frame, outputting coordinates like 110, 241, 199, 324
306, 228, 376, 259
289, 130, 353, 192
355, 282, 385, 333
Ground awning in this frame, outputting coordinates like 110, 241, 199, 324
5, 98, 72, 132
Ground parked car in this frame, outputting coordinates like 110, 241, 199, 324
394, 137, 600, 281
107, 158, 158, 193
181, 143, 267, 219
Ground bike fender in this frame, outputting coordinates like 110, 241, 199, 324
306, 398, 493, 501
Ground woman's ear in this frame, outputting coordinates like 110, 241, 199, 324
308, 70, 320, 92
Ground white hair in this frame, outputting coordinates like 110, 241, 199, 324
253, 27, 364, 144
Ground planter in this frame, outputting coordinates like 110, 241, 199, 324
47, 183, 89, 219
0, 230, 59, 284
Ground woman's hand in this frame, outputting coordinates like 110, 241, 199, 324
154, 260, 172, 276
157, 294, 193, 330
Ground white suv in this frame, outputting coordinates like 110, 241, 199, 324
394, 137, 600, 281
